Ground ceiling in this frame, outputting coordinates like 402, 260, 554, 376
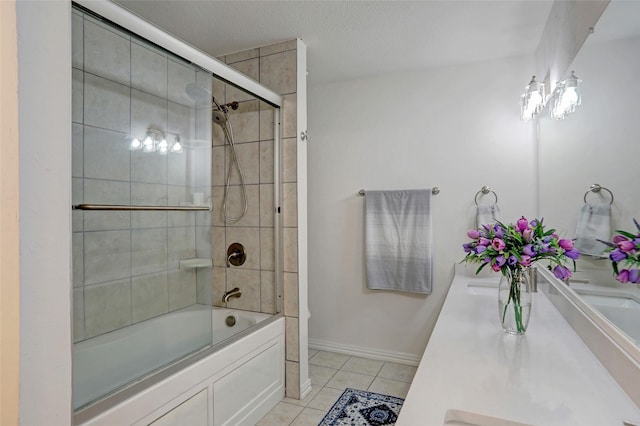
113, 0, 556, 85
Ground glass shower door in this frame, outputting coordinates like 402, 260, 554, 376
71, 7, 213, 410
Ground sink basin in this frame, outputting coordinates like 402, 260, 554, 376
575, 290, 640, 310
444, 409, 533, 426
467, 282, 498, 296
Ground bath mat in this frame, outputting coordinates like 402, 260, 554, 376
318, 388, 405, 426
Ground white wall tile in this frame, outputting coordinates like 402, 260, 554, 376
84, 230, 131, 285
131, 88, 168, 145
84, 126, 130, 181
73, 287, 84, 342
72, 69, 83, 124
131, 182, 168, 229
84, 73, 130, 133
132, 228, 168, 276
132, 272, 169, 322
131, 41, 168, 98
72, 12, 83, 69
260, 50, 297, 95
168, 59, 196, 107
84, 279, 132, 337
73, 233, 84, 288
168, 226, 196, 270
72, 124, 83, 178
83, 179, 131, 231
168, 269, 197, 311
84, 19, 130, 85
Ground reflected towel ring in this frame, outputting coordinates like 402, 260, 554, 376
474, 186, 498, 206
583, 183, 614, 205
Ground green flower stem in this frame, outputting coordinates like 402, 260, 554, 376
502, 269, 526, 333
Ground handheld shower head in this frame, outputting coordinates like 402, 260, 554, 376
212, 110, 227, 126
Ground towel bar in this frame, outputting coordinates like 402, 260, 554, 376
583, 184, 614, 205
358, 187, 440, 196
474, 186, 498, 205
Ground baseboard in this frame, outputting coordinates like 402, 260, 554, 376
299, 378, 312, 400
308, 339, 421, 366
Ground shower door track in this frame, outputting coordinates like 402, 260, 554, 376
72, 204, 212, 211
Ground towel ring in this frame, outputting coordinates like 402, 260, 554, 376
583, 183, 614, 205
474, 186, 498, 206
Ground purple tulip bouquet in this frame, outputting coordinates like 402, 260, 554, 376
462, 216, 579, 279
462, 217, 579, 333
599, 219, 640, 284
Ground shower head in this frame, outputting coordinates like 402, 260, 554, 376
212, 110, 227, 126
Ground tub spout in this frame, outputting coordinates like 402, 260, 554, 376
222, 287, 242, 303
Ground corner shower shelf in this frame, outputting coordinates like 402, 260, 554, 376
179, 258, 213, 269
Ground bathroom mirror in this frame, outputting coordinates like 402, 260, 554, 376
538, 0, 640, 348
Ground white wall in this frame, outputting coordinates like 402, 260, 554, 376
307, 55, 537, 360
17, 0, 72, 423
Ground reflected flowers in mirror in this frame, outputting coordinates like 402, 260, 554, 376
599, 219, 640, 284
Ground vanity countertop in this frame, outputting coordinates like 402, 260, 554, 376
396, 266, 640, 426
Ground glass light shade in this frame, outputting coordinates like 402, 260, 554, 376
170, 135, 183, 153
129, 137, 142, 150
520, 76, 546, 122
551, 71, 581, 120
142, 134, 155, 152
157, 137, 169, 154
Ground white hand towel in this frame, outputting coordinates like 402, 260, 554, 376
574, 203, 611, 257
476, 204, 501, 229
365, 189, 432, 294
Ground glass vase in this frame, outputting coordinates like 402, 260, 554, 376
498, 268, 532, 335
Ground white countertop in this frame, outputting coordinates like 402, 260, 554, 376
396, 266, 640, 426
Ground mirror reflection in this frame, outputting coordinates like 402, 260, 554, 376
538, 0, 640, 344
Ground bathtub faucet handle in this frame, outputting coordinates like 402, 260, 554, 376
222, 287, 242, 303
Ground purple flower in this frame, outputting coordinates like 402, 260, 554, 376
522, 229, 533, 242
610, 249, 627, 262
617, 240, 636, 253
492, 263, 502, 272
519, 255, 532, 267
478, 237, 490, 246
463, 243, 474, 253
616, 269, 630, 283
553, 265, 572, 280
629, 269, 640, 284
492, 238, 506, 251
558, 239, 574, 250
493, 224, 505, 238
523, 244, 536, 256
467, 229, 481, 239
564, 248, 580, 260
613, 234, 628, 244
530, 219, 538, 227
475, 245, 487, 255
507, 255, 518, 266
516, 217, 529, 232
495, 255, 506, 267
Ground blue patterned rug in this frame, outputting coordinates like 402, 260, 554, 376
318, 388, 405, 426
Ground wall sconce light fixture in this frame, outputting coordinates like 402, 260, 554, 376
550, 71, 581, 120
520, 75, 546, 122
129, 128, 183, 154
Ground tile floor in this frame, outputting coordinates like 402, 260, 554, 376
256, 349, 417, 426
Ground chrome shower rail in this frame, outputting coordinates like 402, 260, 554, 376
73, 204, 212, 211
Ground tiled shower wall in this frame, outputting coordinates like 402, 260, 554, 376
71, 10, 212, 342
217, 40, 301, 398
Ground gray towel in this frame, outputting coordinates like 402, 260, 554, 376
365, 189, 432, 294
476, 204, 500, 229
574, 203, 611, 257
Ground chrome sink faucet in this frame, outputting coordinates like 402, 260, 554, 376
222, 287, 242, 303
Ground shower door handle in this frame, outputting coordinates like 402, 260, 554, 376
72, 204, 212, 211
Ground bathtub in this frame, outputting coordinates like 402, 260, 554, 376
74, 305, 284, 425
